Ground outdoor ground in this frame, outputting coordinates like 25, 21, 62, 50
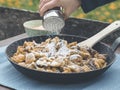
0, 0, 120, 23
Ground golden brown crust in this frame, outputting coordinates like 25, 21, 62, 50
11, 37, 107, 73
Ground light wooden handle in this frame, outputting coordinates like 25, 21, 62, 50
78, 20, 120, 47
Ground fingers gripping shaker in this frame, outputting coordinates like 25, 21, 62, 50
42, 7, 65, 34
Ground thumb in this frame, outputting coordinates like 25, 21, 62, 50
63, 8, 73, 19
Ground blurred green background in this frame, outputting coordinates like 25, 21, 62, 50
0, 0, 120, 23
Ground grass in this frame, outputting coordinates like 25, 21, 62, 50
0, 0, 120, 23
73, 0, 120, 23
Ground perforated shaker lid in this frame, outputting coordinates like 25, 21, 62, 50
43, 10, 65, 33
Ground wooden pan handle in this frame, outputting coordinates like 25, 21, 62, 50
78, 20, 120, 47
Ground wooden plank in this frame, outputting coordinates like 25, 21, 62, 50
0, 33, 28, 47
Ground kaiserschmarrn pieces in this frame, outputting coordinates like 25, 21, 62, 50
11, 37, 107, 73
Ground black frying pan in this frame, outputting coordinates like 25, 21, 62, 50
5, 34, 120, 83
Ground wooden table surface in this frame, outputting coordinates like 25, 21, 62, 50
0, 33, 120, 90
0, 33, 28, 47
0, 33, 28, 90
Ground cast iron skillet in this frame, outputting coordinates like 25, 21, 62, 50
6, 35, 120, 83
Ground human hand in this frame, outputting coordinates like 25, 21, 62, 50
39, 0, 80, 19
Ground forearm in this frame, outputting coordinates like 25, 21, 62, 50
79, 0, 116, 13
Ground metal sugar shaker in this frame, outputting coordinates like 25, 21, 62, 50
42, 7, 65, 34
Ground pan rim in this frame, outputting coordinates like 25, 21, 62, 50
5, 34, 116, 75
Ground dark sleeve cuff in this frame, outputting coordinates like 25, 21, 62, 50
80, 0, 116, 13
